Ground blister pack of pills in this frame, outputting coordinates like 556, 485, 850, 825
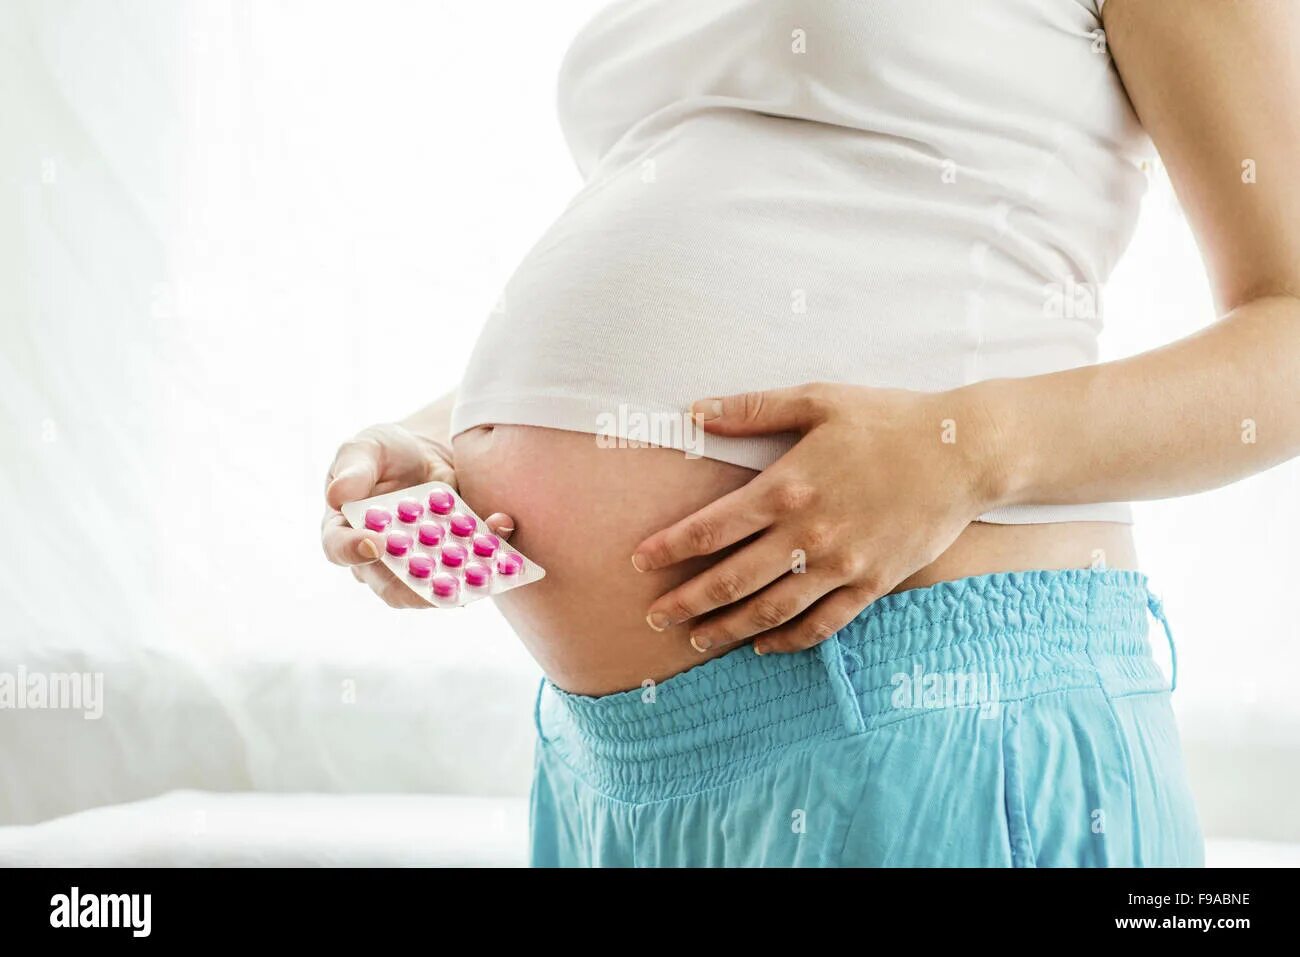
341, 481, 544, 607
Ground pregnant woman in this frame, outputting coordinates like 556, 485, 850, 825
321, 0, 1300, 866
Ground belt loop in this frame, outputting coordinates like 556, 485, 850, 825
1146, 591, 1177, 693
533, 676, 548, 740
816, 636, 867, 734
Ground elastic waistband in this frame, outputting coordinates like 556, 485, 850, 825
537, 569, 1172, 803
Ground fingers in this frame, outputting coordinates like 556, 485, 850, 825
751, 585, 880, 656
631, 480, 774, 572
684, 571, 839, 653
321, 510, 383, 566
689, 383, 832, 437
325, 437, 384, 511
644, 536, 796, 632
350, 561, 429, 609
428, 456, 457, 490
326, 426, 461, 510
483, 512, 516, 542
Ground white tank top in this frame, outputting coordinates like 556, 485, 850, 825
452, 0, 1151, 524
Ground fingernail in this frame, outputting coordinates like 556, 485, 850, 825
691, 399, 723, 422
358, 539, 380, 561
752, 643, 766, 656
646, 612, 670, 632
631, 554, 649, 573
690, 634, 711, 653
497, 526, 514, 537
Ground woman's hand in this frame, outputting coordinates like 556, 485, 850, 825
320, 422, 516, 608
634, 383, 1002, 654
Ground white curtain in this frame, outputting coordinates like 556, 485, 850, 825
1, 0, 600, 664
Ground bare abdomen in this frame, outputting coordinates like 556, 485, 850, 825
453, 424, 1138, 697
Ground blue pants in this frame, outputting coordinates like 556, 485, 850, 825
529, 569, 1204, 866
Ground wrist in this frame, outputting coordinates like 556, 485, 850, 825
379, 420, 452, 474
951, 379, 1032, 513
398, 414, 448, 441
398, 402, 455, 462
412, 429, 454, 468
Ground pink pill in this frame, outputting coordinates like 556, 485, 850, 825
428, 489, 455, 515
464, 562, 491, 588
407, 554, 434, 579
439, 543, 467, 568
496, 553, 523, 576
386, 532, 412, 557
431, 574, 459, 599
364, 507, 391, 532
449, 514, 477, 538
472, 534, 499, 558
417, 522, 445, 547
396, 498, 423, 523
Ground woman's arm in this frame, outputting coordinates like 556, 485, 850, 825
976, 293, 1300, 509
634, 0, 1300, 654
979, 0, 1300, 509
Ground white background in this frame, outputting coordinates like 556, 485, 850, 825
1, 1, 1296, 836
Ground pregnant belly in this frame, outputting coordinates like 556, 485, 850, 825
453, 424, 1138, 697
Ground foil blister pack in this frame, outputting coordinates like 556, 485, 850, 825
341, 481, 544, 607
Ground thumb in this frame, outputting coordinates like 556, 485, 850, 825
325, 441, 381, 510
483, 512, 517, 542
690, 384, 830, 437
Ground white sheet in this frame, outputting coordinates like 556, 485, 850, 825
3, 790, 1297, 869
0, 791, 530, 867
